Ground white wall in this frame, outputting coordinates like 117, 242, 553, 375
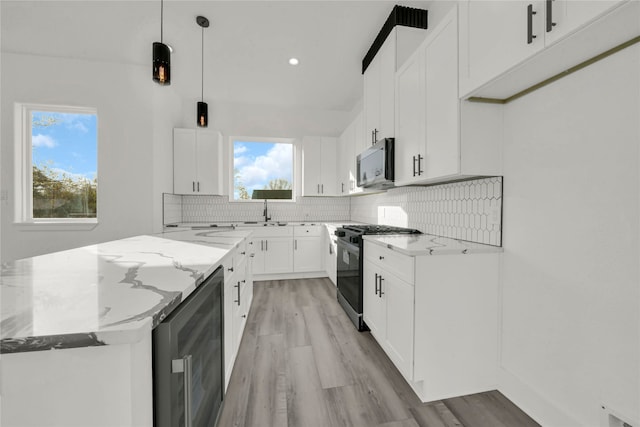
179, 98, 351, 139
0, 53, 179, 261
499, 44, 639, 426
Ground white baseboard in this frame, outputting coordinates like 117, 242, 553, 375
253, 271, 328, 281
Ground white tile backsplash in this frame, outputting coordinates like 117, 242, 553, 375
175, 195, 350, 223
350, 177, 502, 246
163, 177, 502, 246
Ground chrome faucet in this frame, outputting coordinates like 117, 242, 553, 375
263, 199, 271, 222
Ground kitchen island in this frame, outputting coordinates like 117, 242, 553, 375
0, 229, 251, 427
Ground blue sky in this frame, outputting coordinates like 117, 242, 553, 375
233, 140, 293, 199
31, 111, 97, 181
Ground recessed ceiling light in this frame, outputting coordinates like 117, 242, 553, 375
288, 58, 299, 66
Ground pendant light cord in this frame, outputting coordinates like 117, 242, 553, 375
201, 26, 204, 101
160, 0, 164, 43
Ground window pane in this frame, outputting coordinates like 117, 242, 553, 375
233, 141, 293, 200
31, 110, 97, 219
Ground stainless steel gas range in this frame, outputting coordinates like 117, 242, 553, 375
335, 224, 421, 331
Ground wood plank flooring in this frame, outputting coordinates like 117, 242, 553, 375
217, 278, 540, 427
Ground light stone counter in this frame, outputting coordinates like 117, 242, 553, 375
363, 234, 503, 256
0, 230, 250, 354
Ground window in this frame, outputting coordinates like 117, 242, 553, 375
232, 138, 294, 201
16, 104, 98, 224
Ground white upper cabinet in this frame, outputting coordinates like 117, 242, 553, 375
542, 0, 624, 44
395, 7, 502, 186
363, 26, 428, 147
459, 0, 628, 98
338, 119, 355, 196
459, 0, 544, 98
173, 128, 223, 195
302, 136, 338, 196
337, 111, 368, 196
394, 43, 425, 186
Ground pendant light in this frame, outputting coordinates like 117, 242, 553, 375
196, 15, 209, 127
152, 0, 171, 85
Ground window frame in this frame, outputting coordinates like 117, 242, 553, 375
14, 103, 99, 228
228, 136, 298, 203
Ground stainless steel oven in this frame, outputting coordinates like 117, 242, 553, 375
153, 266, 224, 427
336, 225, 421, 331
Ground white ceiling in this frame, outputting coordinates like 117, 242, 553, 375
1, 0, 431, 113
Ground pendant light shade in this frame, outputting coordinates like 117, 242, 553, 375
197, 102, 208, 127
196, 16, 210, 127
153, 42, 171, 85
152, 0, 171, 85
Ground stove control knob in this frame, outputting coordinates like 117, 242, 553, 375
350, 236, 360, 244
335, 230, 346, 237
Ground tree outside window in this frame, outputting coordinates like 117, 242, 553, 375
30, 109, 98, 219
233, 140, 294, 201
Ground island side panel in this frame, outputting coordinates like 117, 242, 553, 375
1, 333, 152, 427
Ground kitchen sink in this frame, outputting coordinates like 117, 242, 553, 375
241, 221, 288, 227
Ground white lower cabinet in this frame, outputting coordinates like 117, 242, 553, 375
223, 239, 253, 390
245, 225, 328, 278
247, 227, 294, 275
362, 240, 499, 402
293, 225, 323, 272
363, 253, 414, 379
324, 225, 338, 285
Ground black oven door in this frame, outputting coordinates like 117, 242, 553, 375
336, 238, 362, 314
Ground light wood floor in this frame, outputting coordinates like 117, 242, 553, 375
217, 278, 540, 427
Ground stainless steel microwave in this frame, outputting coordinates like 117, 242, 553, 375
357, 138, 395, 189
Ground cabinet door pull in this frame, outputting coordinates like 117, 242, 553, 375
546, 0, 556, 32
197, 182, 200, 192
418, 154, 424, 176
321, 184, 324, 194
374, 128, 379, 142
234, 282, 241, 305
379, 255, 384, 260
371, 130, 375, 145
379, 276, 384, 298
527, 4, 537, 44
317, 184, 320, 194
228, 266, 234, 272
294, 240, 297, 250
412, 155, 417, 177
240, 251, 246, 255
265, 240, 268, 251
192, 181, 195, 192
374, 273, 379, 295
341, 182, 344, 193
261, 240, 264, 251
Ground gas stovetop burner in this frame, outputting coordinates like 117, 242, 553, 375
342, 224, 422, 235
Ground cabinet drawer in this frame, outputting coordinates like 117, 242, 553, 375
294, 225, 322, 237
364, 241, 414, 284
236, 240, 248, 265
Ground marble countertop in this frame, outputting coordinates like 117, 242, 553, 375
363, 234, 503, 256
164, 221, 354, 229
0, 230, 249, 354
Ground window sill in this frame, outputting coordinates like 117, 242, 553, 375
14, 220, 98, 231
